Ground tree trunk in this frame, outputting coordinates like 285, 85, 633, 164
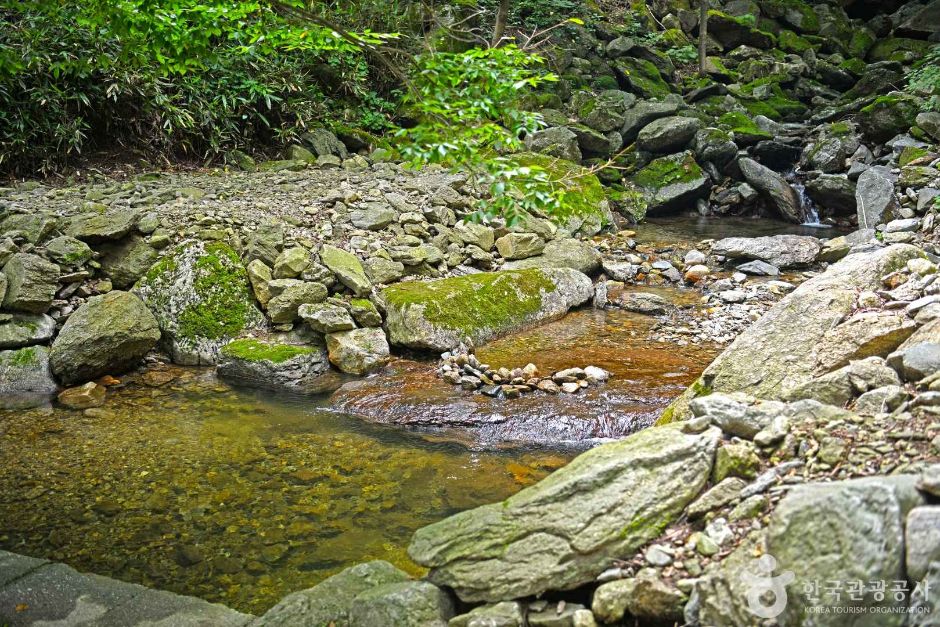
491, 0, 510, 47
699, 0, 709, 75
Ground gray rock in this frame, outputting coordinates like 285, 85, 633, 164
738, 158, 803, 223
326, 328, 390, 375
448, 601, 523, 627
266, 282, 329, 324
50, 291, 161, 385
528, 602, 594, 626
408, 424, 720, 602
254, 561, 410, 627
135, 241, 265, 365
350, 204, 396, 231
382, 268, 592, 351
525, 127, 581, 162
856, 167, 897, 229
349, 299, 382, 327
711, 235, 820, 269
66, 208, 139, 243
910, 562, 940, 627
579, 90, 633, 133
348, 581, 454, 627
321, 245, 373, 296
632, 151, 711, 215
245, 220, 284, 267
918, 111, 940, 142
99, 235, 160, 289
686, 477, 748, 519
0, 313, 55, 349
1, 253, 59, 313
299, 302, 356, 333
621, 100, 681, 143
786, 356, 901, 406
600, 260, 637, 282
805, 174, 857, 214
217, 338, 332, 394
503, 238, 601, 275
768, 476, 923, 625
363, 257, 406, 285
454, 222, 495, 251
495, 233, 545, 260
273, 247, 311, 279
906, 506, 940, 582
888, 343, 940, 382
0, 346, 58, 408
637, 116, 701, 154
690, 393, 786, 439
44, 236, 93, 266
736, 260, 779, 276
303, 127, 348, 159
0, 213, 56, 244
617, 292, 670, 315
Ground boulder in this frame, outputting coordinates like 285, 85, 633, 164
631, 152, 710, 215
349, 299, 382, 327
785, 356, 901, 406
66, 208, 139, 243
617, 292, 671, 315
906, 506, 940, 582
408, 424, 720, 602
349, 204, 396, 231
0, 313, 55, 349
326, 328, 390, 375
621, 100, 681, 143
856, 167, 897, 230
0, 346, 58, 408
362, 258, 405, 285
495, 233, 545, 260
768, 476, 923, 625
320, 245, 373, 296
917, 112, 940, 143
299, 303, 356, 333
44, 236, 93, 267
50, 291, 161, 385
711, 235, 820, 269
245, 220, 284, 266
577, 90, 633, 133
348, 581, 454, 627
1, 253, 59, 313
663, 245, 924, 420
637, 116, 701, 154
804, 174, 857, 214
888, 343, 940, 382
99, 235, 160, 289
218, 338, 333, 393
524, 127, 581, 162
449, 601, 524, 627
254, 561, 410, 627
812, 310, 916, 372
503, 238, 601, 275
303, 128, 348, 159
0, 213, 56, 244
454, 222, 495, 251
266, 282, 329, 324
381, 268, 592, 351
738, 158, 803, 223
273, 247, 311, 279
134, 241, 265, 365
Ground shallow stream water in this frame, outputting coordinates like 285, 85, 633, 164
0, 215, 795, 614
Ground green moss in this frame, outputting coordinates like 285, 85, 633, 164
764, 0, 819, 33
142, 254, 177, 283
848, 31, 875, 59
899, 146, 930, 168
829, 122, 852, 136
633, 152, 704, 190
8, 347, 39, 367
717, 112, 772, 140
591, 75, 619, 91
221, 339, 315, 364
778, 29, 812, 54
382, 269, 557, 338
177, 242, 253, 342
617, 58, 671, 99
738, 78, 808, 121
868, 37, 932, 63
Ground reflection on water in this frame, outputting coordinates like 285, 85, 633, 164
0, 370, 570, 614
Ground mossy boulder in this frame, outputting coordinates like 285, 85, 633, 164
1, 253, 59, 314
867, 38, 933, 63
707, 10, 776, 49
613, 58, 672, 99
50, 291, 161, 385
761, 0, 819, 34
218, 337, 334, 394
717, 112, 772, 146
631, 151, 710, 215
135, 241, 265, 365
380, 268, 592, 351
0, 346, 58, 409
408, 423, 720, 602
858, 94, 921, 144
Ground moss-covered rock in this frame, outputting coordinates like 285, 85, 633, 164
381, 268, 592, 351
761, 0, 820, 34
135, 241, 265, 365
867, 37, 933, 63
0, 345, 58, 408
858, 94, 921, 144
631, 151, 710, 215
613, 58, 672, 99
717, 112, 773, 146
218, 337, 334, 393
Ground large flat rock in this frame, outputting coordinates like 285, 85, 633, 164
664, 245, 925, 421
408, 424, 720, 602
381, 268, 592, 351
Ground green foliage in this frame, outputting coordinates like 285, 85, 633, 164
736, 13, 758, 28
0, 0, 396, 173
398, 45, 591, 224
907, 45, 940, 112
666, 45, 698, 66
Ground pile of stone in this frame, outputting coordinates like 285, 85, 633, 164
438, 348, 610, 398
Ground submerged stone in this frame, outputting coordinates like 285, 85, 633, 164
381, 268, 592, 352
408, 424, 719, 602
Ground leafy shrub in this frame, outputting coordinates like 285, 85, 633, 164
666, 45, 698, 66
0, 0, 395, 174
907, 45, 940, 112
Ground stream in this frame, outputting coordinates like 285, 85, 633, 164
0, 215, 807, 614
